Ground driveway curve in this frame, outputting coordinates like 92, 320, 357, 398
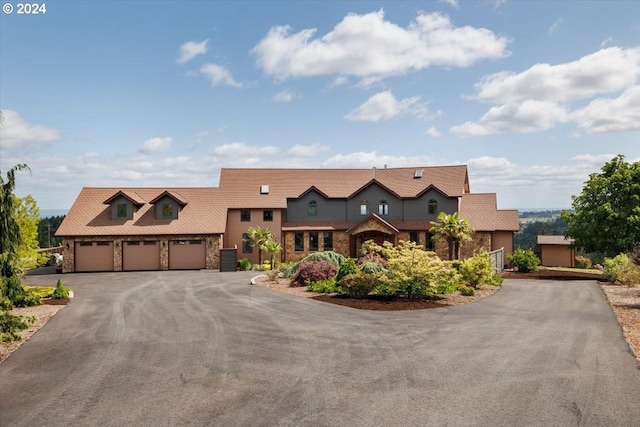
1, 271, 639, 426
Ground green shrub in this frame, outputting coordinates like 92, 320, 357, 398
575, 255, 592, 269
604, 254, 640, 287
280, 261, 300, 278
434, 282, 459, 295
358, 261, 385, 275
301, 251, 345, 267
339, 273, 378, 298
508, 248, 539, 273
306, 278, 339, 293
0, 311, 32, 342
237, 258, 252, 271
290, 260, 337, 288
459, 285, 476, 296
52, 279, 69, 299
336, 258, 360, 282
459, 250, 496, 288
23, 285, 55, 299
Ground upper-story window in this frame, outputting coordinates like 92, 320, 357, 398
162, 203, 174, 219
428, 199, 438, 215
378, 200, 389, 215
116, 203, 128, 219
360, 200, 369, 216
263, 210, 273, 221
241, 210, 251, 222
308, 200, 317, 216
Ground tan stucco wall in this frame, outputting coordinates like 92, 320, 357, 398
492, 231, 515, 261
225, 209, 283, 264
61, 234, 222, 273
540, 245, 575, 267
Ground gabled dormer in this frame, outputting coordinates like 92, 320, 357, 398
150, 190, 188, 220
104, 190, 146, 221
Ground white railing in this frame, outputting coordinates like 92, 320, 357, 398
489, 247, 505, 273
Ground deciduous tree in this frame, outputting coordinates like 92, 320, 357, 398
562, 155, 640, 257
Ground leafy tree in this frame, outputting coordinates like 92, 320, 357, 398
562, 155, 640, 257
429, 212, 473, 260
14, 195, 40, 273
515, 216, 568, 251
244, 226, 276, 265
38, 215, 65, 248
263, 239, 282, 268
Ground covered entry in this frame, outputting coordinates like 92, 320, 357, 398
75, 241, 114, 272
347, 214, 398, 257
169, 240, 206, 270
123, 241, 160, 271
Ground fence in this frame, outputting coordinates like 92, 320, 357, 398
489, 247, 505, 274
37, 246, 63, 255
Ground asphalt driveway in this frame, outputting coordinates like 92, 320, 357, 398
1, 271, 639, 426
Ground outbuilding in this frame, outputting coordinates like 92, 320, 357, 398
537, 235, 576, 267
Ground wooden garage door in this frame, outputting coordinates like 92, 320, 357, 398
123, 241, 160, 271
169, 240, 205, 270
75, 241, 114, 272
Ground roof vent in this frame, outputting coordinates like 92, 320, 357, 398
260, 185, 269, 194
414, 169, 424, 179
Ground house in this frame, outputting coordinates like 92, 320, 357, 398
537, 235, 576, 267
56, 165, 519, 273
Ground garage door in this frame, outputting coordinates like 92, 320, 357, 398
75, 241, 114, 272
123, 241, 160, 271
169, 240, 206, 270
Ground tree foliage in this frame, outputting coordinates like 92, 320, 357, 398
14, 195, 40, 273
562, 155, 640, 257
429, 212, 473, 260
38, 215, 65, 248
244, 226, 276, 265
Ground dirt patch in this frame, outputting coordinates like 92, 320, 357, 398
0, 302, 68, 363
600, 284, 640, 364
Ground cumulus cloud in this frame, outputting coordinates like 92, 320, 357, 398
274, 90, 295, 102
286, 144, 330, 157
252, 9, 509, 84
324, 151, 438, 168
200, 64, 242, 87
213, 142, 279, 157
438, 0, 459, 7
452, 47, 640, 137
425, 126, 441, 137
0, 110, 61, 148
138, 137, 172, 154
345, 91, 426, 122
176, 39, 209, 64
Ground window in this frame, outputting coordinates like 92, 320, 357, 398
260, 185, 269, 194
96, 241, 110, 246
309, 232, 319, 252
428, 199, 438, 215
241, 210, 251, 222
242, 233, 253, 254
162, 203, 174, 218
188, 240, 202, 245
378, 200, 389, 215
263, 210, 273, 222
323, 232, 333, 251
360, 200, 369, 216
409, 232, 419, 244
143, 241, 157, 246
173, 240, 187, 245
294, 232, 304, 252
127, 241, 140, 246
426, 232, 435, 251
308, 200, 317, 216
117, 203, 127, 218
79, 242, 93, 247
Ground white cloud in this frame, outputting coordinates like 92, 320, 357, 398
252, 10, 509, 84
451, 100, 569, 137
200, 63, 242, 87
438, 0, 459, 7
548, 18, 563, 35
600, 36, 615, 48
425, 126, 441, 137
286, 144, 330, 157
274, 90, 295, 102
345, 91, 425, 122
176, 39, 209, 64
473, 47, 640, 104
138, 137, 172, 154
324, 151, 439, 168
213, 142, 279, 157
0, 110, 61, 148
329, 76, 349, 87
571, 85, 640, 134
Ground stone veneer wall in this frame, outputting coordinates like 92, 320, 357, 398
61, 234, 222, 273
283, 231, 350, 262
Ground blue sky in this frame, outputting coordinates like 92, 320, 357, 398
1, 0, 638, 211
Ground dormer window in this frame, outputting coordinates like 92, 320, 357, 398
378, 200, 389, 215
162, 203, 174, 219
150, 191, 187, 220
428, 199, 438, 215
116, 203, 128, 219
308, 200, 317, 216
360, 200, 369, 216
104, 190, 144, 221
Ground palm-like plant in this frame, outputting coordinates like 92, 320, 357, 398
429, 212, 473, 260
245, 226, 275, 265
263, 239, 282, 269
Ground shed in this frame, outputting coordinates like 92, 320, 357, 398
537, 235, 575, 267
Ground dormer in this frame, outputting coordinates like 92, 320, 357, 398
104, 190, 145, 221
150, 191, 188, 220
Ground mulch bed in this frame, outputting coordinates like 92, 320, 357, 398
312, 294, 450, 310
42, 298, 70, 305
501, 269, 605, 281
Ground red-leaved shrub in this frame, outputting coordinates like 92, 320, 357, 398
290, 260, 337, 288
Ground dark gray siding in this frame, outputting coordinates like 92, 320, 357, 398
154, 195, 180, 220
346, 184, 402, 222
109, 196, 133, 220
285, 190, 346, 222
404, 189, 458, 221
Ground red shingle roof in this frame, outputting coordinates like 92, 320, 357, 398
537, 235, 574, 245
459, 193, 519, 232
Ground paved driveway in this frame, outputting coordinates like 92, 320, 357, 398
1, 271, 639, 426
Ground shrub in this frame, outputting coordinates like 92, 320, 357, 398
358, 261, 385, 275
280, 261, 300, 278
357, 252, 387, 268
0, 311, 31, 342
459, 250, 496, 288
336, 258, 360, 282
459, 285, 476, 296
508, 248, 539, 273
604, 254, 640, 287
52, 279, 70, 299
266, 269, 280, 282
306, 278, 338, 293
290, 260, 337, 288
434, 282, 459, 295
301, 251, 345, 268
575, 255, 592, 269
237, 258, 252, 271
339, 273, 378, 298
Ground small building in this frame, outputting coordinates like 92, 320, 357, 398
537, 235, 575, 267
